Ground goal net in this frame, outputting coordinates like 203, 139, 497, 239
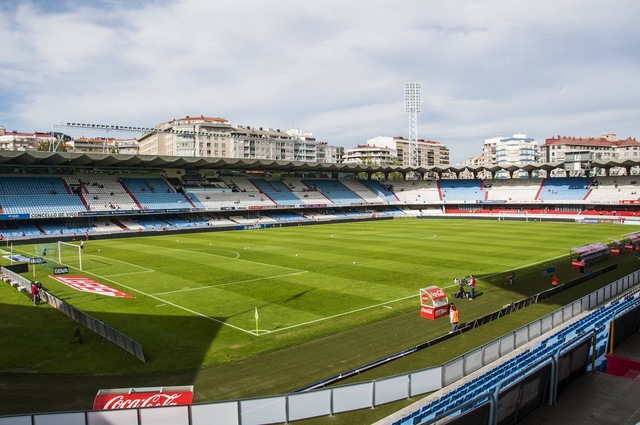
31, 242, 57, 258
57, 241, 83, 270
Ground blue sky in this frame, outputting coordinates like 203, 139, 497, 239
1, 0, 638, 163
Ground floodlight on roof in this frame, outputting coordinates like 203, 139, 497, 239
404, 82, 421, 169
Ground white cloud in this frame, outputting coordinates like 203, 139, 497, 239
0, 0, 638, 163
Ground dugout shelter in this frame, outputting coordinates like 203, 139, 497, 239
623, 231, 640, 246
609, 238, 623, 255
570, 242, 610, 269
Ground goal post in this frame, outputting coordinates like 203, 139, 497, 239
497, 210, 529, 222
58, 241, 83, 270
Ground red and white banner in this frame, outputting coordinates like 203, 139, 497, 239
421, 286, 447, 302
420, 305, 449, 319
51, 276, 134, 298
93, 387, 193, 410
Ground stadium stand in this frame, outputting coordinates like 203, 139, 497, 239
439, 179, 486, 203
0, 172, 638, 240
392, 180, 442, 205
279, 177, 333, 205
484, 178, 542, 202
75, 175, 140, 212
341, 178, 391, 204
249, 178, 303, 206
0, 176, 87, 215
263, 211, 307, 223
584, 175, 640, 203
536, 177, 591, 201
302, 178, 365, 204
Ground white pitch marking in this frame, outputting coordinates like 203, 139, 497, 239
122, 243, 306, 273
104, 271, 155, 277
87, 254, 155, 272
71, 266, 257, 335
330, 233, 437, 240
34, 248, 258, 336
259, 294, 417, 335
152, 271, 309, 296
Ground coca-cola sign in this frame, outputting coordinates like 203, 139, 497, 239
93, 386, 193, 410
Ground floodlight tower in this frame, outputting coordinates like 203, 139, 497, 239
53, 122, 154, 153
404, 82, 421, 168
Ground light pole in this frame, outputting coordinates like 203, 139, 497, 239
404, 82, 421, 173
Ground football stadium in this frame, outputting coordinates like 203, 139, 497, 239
1, 151, 640, 425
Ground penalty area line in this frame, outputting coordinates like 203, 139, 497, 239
86, 254, 155, 273
64, 266, 257, 336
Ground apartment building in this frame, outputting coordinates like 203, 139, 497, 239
137, 116, 342, 162
362, 136, 449, 166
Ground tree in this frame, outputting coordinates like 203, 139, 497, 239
35, 138, 67, 152
386, 159, 404, 180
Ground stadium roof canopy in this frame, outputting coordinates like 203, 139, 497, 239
0, 151, 636, 176
0, 151, 395, 174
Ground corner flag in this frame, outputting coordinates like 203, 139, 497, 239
254, 307, 259, 335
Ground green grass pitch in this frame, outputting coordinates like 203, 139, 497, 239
4, 218, 631, 379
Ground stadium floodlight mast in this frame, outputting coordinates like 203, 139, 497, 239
404, 82, 421, 169
53, 122, 155, 154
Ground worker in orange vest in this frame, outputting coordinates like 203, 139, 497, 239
551, 275, 559, 287
449, 304, 459, 333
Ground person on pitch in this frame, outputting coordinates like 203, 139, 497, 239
449, 303, 459, 333
505, 271, 515, 285
468, 275, 476, 300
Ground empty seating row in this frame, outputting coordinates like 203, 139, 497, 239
537, 177, 591, 201
250, 179, 303, 206
302, 179, 364, 204
0, 176, 69, 195
0, 175, 637, 219
0, 195, 86, 214
439, 179, 486, 202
